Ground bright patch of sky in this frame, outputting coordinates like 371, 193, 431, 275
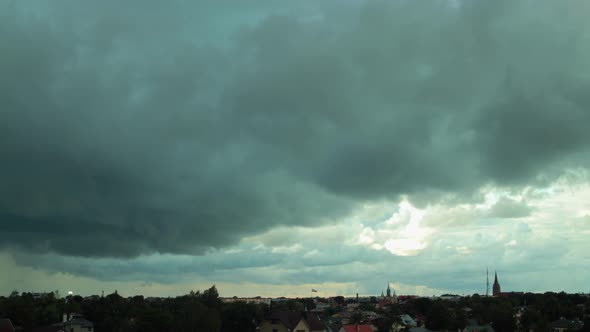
3, 173, 589, 296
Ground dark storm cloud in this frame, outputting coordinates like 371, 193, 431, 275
1, 0, 590, 257
10, 243, 389, 284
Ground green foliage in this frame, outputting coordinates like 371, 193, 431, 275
349, 310, 364, 324
359, 301, 375, 312
489, 301, 515, 332
1, 289, 588, 332
426, 301, 452, 331
220, 302, 267, 332
272, 299, 305, 312
519, 308, 547, 332
374, 304, 402, 332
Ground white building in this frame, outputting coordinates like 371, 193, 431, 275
221, 297, 272, 306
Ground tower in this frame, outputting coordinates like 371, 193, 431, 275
492, 271, 501, 296
486, 268, 489, 297
386, 282, 392, 298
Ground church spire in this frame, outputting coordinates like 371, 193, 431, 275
493, 271, 501, 296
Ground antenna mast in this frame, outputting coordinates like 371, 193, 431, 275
486, 268, 489, 297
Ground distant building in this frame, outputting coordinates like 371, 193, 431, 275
314, 302, 332, 312
439, 294, 460, 302
378, 282, 397, 307
221, 296, 271, 306
385, 282, 397, 302
492, 271, 501, 297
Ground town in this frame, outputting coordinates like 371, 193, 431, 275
1, 278, 588, 332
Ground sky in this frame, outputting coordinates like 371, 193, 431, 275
1, 0, 590, 298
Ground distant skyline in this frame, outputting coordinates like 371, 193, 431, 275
1, 0, 590, 298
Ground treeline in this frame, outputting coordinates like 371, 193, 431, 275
0, 286, 267, 332
371, 292, 590, 332
1, 288, 589, 332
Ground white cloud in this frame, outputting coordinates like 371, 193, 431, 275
4, 174, 590, 296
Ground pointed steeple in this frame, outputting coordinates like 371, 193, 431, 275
386, 282, 392, 298
492, 270, 501, 296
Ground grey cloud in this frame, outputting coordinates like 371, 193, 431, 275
488, 197, 532, 219
2, 0, 590, 258
10, 242, 389, 284
6, 215, 588, 294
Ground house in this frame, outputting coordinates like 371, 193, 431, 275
0, 319, 15, 332
399, 314, 417, 327
258, 311, 326, 332
63, 318, 93, 332
392, 314, 419, 331
548, 319, 584, 332
339, 325, 374, 332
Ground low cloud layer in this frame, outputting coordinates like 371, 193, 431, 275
3, 176, 589, 296
1, 0, 590, 274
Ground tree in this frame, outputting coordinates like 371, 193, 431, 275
375, 304, 402, 332
519, 308, 547, 332
350, 310, 364, 324
303, 298, 316, 311
359, 302, 375, 312
540, 295, 561, 321
451, 307, 467, 331
202, 285, 222, 309
373, 317, 395, 332
221, 302, 265, 332
580, 317, 590, 332
413, 297, 433, 316
489, 302, 515, 332
426, 302, 451, 331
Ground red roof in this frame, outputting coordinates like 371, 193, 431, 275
341, 324, 373, 332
